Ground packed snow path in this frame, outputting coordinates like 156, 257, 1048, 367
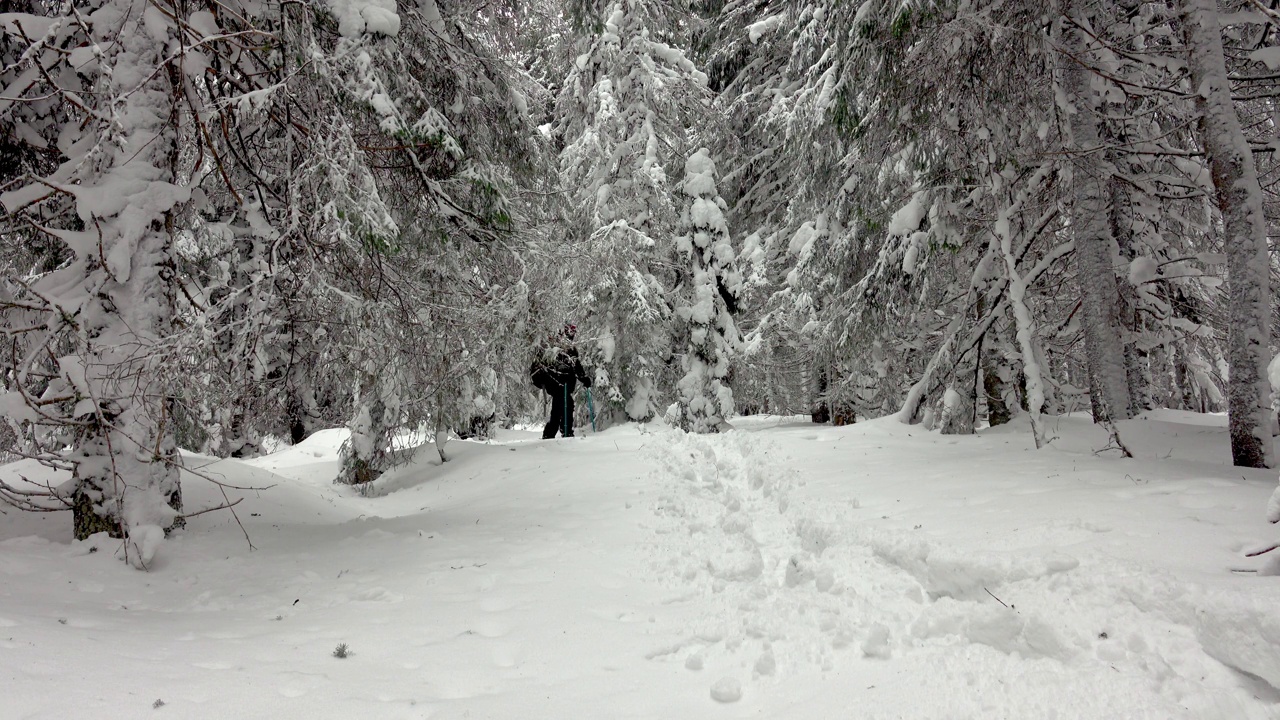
643, 422, 1280, 718
2, 412, 1279, 718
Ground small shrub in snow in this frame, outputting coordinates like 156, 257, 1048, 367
333, 643, 352, 659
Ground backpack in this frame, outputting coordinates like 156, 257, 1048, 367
530, 347, 552, 390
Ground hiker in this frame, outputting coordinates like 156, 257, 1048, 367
531, 324, 592, 439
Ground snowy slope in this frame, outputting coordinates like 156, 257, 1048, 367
1, 414, 1279, 719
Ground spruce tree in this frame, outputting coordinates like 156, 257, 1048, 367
673, 150, 742, 433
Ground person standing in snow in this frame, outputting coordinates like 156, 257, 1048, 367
531, 324, 593, 439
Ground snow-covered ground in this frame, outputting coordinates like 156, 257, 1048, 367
2, 411, 1280, 719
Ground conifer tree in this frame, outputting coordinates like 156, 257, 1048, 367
0, 0, 196, 559
673, 150, 742, 433
555, 0, 708, 423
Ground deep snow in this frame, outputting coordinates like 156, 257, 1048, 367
2, 411, 1279, 719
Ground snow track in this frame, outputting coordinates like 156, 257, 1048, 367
642, 426, 1280, 717
644, 430, 922, 690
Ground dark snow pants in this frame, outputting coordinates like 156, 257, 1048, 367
543, 383, 575, 439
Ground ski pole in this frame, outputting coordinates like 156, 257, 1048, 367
587, 388, 596, 432
563, 384, 569, 437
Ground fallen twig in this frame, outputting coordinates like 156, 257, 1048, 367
1244, 542, 1280, 558
178, 462, 258, 550
181, 462, 277, 492
178, 497, 244, 519
984, 587, 1011, 609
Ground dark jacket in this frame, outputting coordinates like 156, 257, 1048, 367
531, 341, 592, 393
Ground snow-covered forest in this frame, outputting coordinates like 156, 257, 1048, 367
3, 0, 1280, 717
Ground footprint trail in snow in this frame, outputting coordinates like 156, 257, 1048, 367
640, 428, 1280, 718
642, 430, 921, 697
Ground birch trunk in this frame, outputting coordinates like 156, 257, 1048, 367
1180, 0, 1275, 468
1057, 2, 1133, 423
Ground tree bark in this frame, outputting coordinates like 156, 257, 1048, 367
1180, 0, 1275, 468
939, 360, 977, 435
1057, 1, 1134, 424
990, 166, 1054, 448
982, 328, 1013, 428
811, 364, 830, 424
1109, 172, 1153, 416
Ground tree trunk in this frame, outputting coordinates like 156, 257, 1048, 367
811, 363, 830, 423
435, 422, 450, 463
939, 363, 977, 435
1109, 171, 1153, 416
71, 244, 185, 545
991, 168, 1052, 448
1172, 340, 1194, 410
1180, 0, 1275, 468
979, 302, 1015, 427
72, 4, 186, 550
341, 393, 385, 484
1058, 1, 1134, 424
983, 333, 1012, 427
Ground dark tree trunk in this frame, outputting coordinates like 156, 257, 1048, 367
811, 364, 830, 424
1059, 0, 1134, 424
1181, 0, 1275, 468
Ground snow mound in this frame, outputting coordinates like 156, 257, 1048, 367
861, 624, 891, 658
1190, 590, 1280, 694
709, 676, 742, 702
865, 529, 1079, 601
115, 525, 164, 569
911, 600, 1071, 661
